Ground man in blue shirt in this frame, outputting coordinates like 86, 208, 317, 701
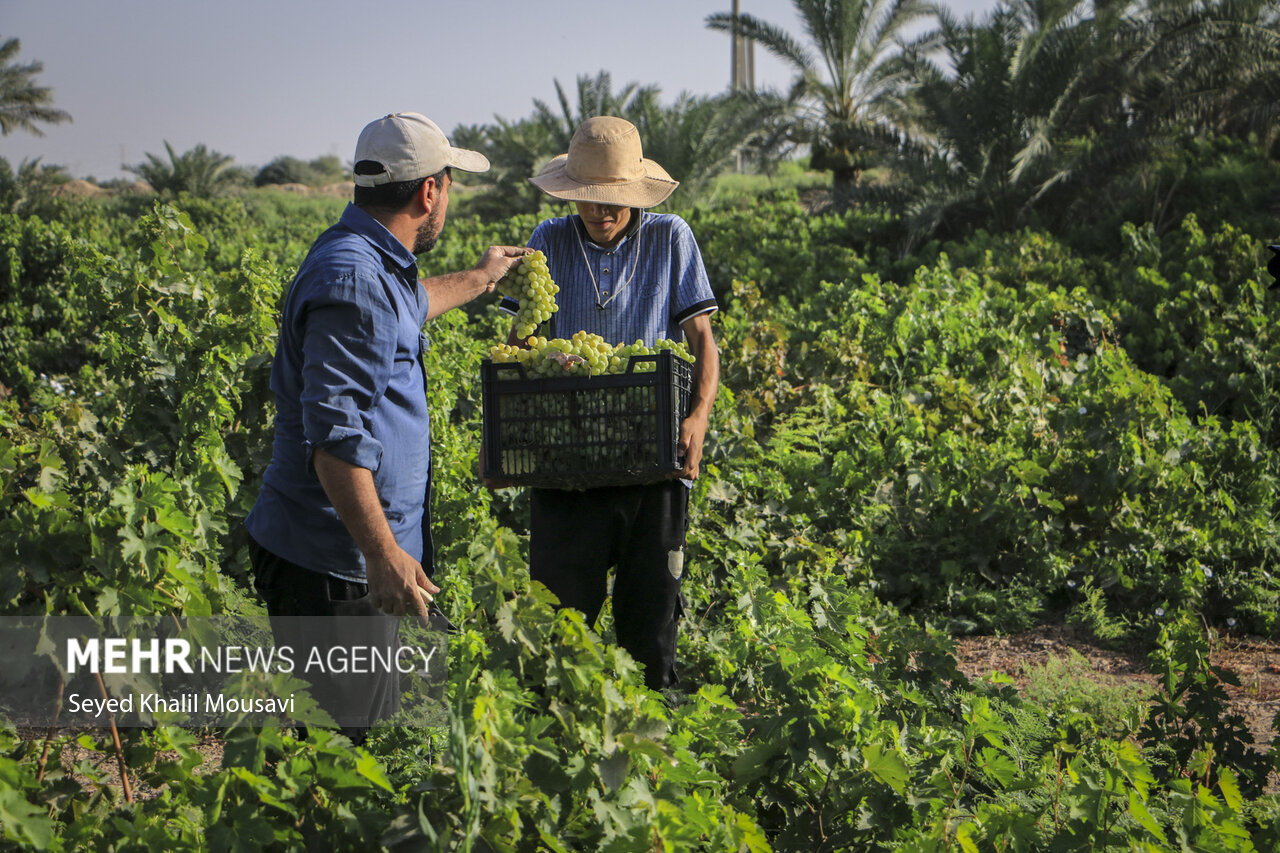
500, 116, 720, 692
246, 112, 529, 737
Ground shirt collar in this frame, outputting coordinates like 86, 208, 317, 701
573, 208, 645, 251
338, 203, 419, 272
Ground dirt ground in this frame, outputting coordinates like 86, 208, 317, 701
953, 623, 1280, 779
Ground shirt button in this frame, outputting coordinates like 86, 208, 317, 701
602, 268, 610, 274
601, 290, 610, 298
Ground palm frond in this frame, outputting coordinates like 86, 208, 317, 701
0, 36, 71, 137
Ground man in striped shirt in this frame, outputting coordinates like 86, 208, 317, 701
499, 116, 720, 692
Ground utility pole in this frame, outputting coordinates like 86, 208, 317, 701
730, 0, 756, 172
730, 0, 755, 94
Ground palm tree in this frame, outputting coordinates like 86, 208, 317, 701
886, 0, 1127, 245
126, 142, 241, 198
632, 91, 779, 204
1123, 0, 1280, 149
0, 37, 72, 137
0, 156, 70, 214
531, 71, 661, 152
453, 71, 766, 217
449, 72, 659, 218
451, 116, 558, 218
706, 0, 934, 199
887, 0, 1280, 248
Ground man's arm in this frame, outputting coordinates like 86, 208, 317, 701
312, 448, 437, 627
676, 312, 720, 480
422, 246, 530, 320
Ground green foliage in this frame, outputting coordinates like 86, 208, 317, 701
0, 156, 70, 217
1107, 213, 1280, 444
885, 0, 1130, 247
1124, 0, 1280, 150
1140, 616, 1272, 798
698, 215, 1280, 637
0, 210, 96, 387
3, 189, 1280, 850
253, 154, 346, 188
1020, 650, 1149, 737
387, 540, 772, 850
126, 142, 246, 198
707, 160, 830, 208
1072, 133, 1280, 250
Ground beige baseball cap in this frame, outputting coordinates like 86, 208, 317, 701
353, 112, 489, 186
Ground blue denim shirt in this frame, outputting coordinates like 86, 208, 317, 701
245, 204, 431, 581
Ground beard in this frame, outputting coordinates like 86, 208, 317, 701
412, 206, 443, 254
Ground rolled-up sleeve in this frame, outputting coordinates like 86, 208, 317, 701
298, 273, 395, 472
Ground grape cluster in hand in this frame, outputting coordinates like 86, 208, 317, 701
498, 250, 559, 339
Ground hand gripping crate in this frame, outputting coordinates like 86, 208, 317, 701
481, 351, 693, 489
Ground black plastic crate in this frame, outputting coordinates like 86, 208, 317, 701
481, 351, 693, 489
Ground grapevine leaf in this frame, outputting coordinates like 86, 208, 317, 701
155, 504, 195, 536
1127, 790, 1168, 844
97, 586, 120, 621
37, 464, 66, 493
596, 751, 630, 792
1012, 460, 1049, 485
120, 528, 150, 566
732, 739, 784, 783
979, 747, 1018, 789
954, 822, 980, 853
356, 751, 394, 792
0, 787, 55, 848
862, 743, 910, 794
706, 480, 740, 502
1034, 489, 1064, 511
1218, 770, 1243, 812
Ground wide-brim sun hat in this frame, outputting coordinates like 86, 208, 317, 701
530, 116, 678, 209
353, 112, 490, 187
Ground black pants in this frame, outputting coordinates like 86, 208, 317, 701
248, 536, 400, 743
530, 480, 689, 691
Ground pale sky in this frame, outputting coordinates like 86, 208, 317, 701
3, 0, 996, 182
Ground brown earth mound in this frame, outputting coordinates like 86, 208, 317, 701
52, 179, 108, 198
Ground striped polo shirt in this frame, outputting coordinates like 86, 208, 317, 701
500, 210, 717, 345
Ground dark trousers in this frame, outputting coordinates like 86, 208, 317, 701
248, 536, 400, 743
530, 480, 689, 691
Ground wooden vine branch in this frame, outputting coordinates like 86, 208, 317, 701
93, 672, 134, 803
36, 679, 64, 784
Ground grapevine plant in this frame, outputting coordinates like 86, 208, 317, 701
0, 193, 1278, 849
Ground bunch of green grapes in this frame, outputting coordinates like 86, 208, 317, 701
497, 250, 559, 339
488, 337, 576, 378
610, 338, 694, 374
489, 334, 693, 378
